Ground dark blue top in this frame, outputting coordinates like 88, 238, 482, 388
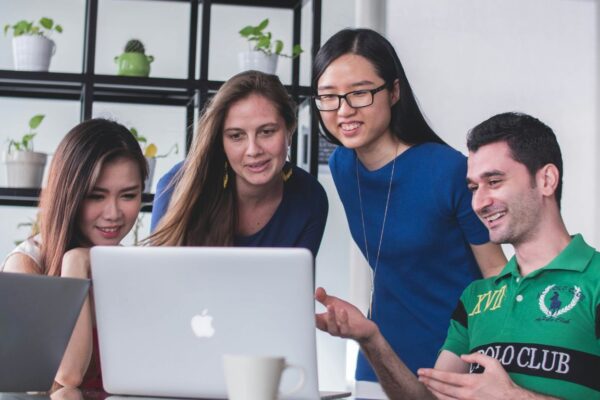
151, 162, 329, 256
329, 143, 489, 380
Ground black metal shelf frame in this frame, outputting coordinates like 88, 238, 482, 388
0, 0, 322, 208
0, 188, 154, 212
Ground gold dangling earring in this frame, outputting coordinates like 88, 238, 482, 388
281, 163, 293, 182
223, 161, 229, 189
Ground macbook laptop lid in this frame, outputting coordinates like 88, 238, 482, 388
0, 272, 90, 392
90, 246, 321, 399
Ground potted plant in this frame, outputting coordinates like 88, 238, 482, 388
3, 114, 48, 188
4, 17, 63, 71
238, 18, 303, 74
115, 39, 154, 77
130, 127, 178, 192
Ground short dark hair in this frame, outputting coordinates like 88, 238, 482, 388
312, 28, 445, 146
467, 112, 563, 207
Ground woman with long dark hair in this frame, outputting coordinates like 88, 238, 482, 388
149, 71, 327, 255
313, 28, 506, 397
2, 119, 148, 388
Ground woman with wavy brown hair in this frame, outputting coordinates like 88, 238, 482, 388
149, 70, 328, 255
2, 118, 147, 388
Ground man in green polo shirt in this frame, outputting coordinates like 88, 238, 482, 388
316, 112, 600, 399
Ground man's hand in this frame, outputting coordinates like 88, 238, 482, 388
314, 287, 378, 344
417, 352, 519, 400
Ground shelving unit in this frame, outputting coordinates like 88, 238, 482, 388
0, 188, 155, 212
0, 0, 322, 208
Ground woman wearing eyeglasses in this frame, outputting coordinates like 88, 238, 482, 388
313, 28, 507, 398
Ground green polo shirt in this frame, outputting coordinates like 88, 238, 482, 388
442, 234, 600, 399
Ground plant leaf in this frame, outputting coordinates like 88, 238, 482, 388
292, 44, 303, 58
257, 18, 269, 31
29, 114, 45, 129
21, 133, 35, 151
239, 26, 254, 37
14, 21, 31, 36
55, 25, 63, 33
3, 25, 9, 36
39, 17, 53, 30
257, 36, 270, 50
274, 40, 283, 55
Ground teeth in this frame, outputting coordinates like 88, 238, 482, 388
249, 161, 267, 168
487, 212, 505, 222
99, 227, 118, 232
341, 122, 360, 131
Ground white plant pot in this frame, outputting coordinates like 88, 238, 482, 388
2, 151, 47, 188
238, 51, 278, 75
12, 36, 56, 72
144, 156, 156, 193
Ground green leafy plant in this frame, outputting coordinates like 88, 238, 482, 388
239, 18, 302, 58
130, 127, 178, 158
124, 39, 146, 54
4, 17, 63, 37
8, 114, 45, 153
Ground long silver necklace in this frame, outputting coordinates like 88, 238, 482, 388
356, 144, 399, 319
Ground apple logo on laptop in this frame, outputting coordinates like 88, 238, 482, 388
191, 309, 215, 338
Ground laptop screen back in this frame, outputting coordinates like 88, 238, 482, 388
0, 273, 90, 392
90, 246, 319, 399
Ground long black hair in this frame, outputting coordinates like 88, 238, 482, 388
312, 28, 446, 146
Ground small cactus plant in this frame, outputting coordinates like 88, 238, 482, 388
115, 38, 154, 77
124, 39, 145, 54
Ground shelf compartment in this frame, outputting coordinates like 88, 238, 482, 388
0, 188, 154, 212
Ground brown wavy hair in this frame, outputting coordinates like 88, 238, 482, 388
147, 70, 296, 246
38, 118, 147, 276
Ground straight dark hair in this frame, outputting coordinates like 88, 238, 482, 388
467, 112, 563, 208
39, 118, 147, 276
312, 28, 445, 146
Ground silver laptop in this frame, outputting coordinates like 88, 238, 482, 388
91, 246, 348, 400
0, 272, 90, 392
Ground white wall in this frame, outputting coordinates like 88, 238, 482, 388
314, 1, 358, 391
387, 0, 598, 248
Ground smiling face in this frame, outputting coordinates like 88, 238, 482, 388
78, 157, 142, 246
467, 141, 543, 246
316, 53, 398, 153
222, 94, 290, 193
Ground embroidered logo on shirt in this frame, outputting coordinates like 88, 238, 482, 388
537, 285, 582, 323
468, 285, 507, 316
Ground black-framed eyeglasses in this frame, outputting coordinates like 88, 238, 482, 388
313, 84, 388, 111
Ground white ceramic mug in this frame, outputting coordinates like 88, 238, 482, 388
223, 354, 305, 400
